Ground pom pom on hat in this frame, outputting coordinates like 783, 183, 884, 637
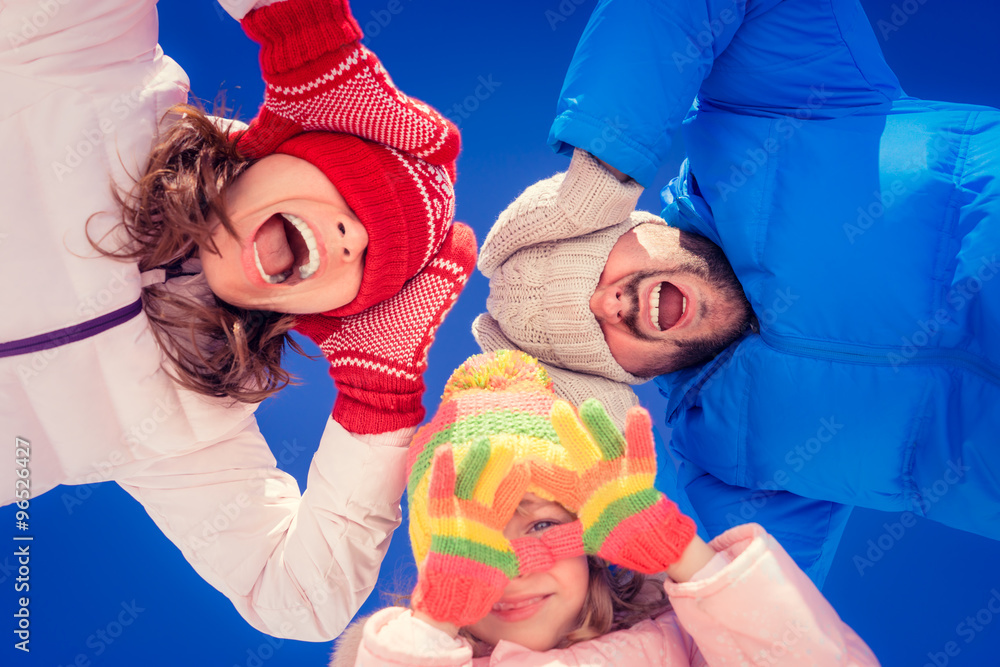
471, 313, 639, 433
406, 350, 575, 567
442, 348, 553, 401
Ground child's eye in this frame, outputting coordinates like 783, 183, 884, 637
528, 520, 559, 534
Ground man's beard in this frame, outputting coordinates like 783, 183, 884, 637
625, 232, 752, 376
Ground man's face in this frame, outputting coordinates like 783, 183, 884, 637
589, 223, 751, 376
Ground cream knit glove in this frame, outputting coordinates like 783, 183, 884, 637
478, 149, 643, 278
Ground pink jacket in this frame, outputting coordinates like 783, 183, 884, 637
350, 524, 879, 666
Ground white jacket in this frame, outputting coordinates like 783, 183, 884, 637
0, 0, 408, 641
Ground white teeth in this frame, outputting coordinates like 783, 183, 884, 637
681, 296, 687, 315
281, 213, 320, 280
252, 213, 321, 285
253, 243, 290, 284
650, 283, 662, 331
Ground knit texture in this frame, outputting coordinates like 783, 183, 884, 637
406, 350, 574, 568
296, 223, 476, 433
471, 313, 639, 432
547, 399, 697, 574
411, 440, 529, 627
239, 0, 460, 316
479, 148, 660, 384
407, 350, 695, 625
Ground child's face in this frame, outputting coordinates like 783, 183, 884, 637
200, 154, 369, 314
467, 494, 589, 652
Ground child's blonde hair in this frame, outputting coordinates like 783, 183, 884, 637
91, 103, 303, 403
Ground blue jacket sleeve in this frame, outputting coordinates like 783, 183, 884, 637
549, 0, 901, 187
680, 464, 854, 589
550, 0, 751, 187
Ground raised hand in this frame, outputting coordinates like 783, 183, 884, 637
547, 399, 697, 574
411, 439, 529, 627
295, 222, 476, 434
237, 0, 460, 166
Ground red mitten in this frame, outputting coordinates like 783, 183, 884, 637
238, 0, 460, 168
510, 521, 585, 576
295, 223, 476, 433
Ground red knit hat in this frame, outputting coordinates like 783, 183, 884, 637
235, 0, 461, 317
275, 132, 455, 317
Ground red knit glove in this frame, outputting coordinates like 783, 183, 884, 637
295, 223, 476, 434
545, 400, 697, 574
238, 0, 460, 172
510, 521, 585, 576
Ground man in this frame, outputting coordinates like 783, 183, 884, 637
473, 0, 999, 586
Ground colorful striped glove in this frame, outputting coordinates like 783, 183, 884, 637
547, 400, 697, 574
411, 438, 530, 627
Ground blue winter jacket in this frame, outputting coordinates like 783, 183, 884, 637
549, 0, 1000, 586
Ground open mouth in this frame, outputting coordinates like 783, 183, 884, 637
650, 281, 688, 331
252, 213, 320, 284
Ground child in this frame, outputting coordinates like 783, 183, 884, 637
0, 0, 471, 641
337, 351, 880, 665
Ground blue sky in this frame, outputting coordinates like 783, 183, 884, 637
3, 1, 999, 665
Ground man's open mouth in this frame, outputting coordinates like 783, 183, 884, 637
252, 213, 320, 284
650, 281, 688, 331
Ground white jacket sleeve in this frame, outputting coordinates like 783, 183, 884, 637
117, 417, 411, 641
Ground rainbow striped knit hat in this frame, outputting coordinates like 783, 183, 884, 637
406, 350, 577, 568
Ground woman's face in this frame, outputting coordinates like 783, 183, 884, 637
200, 154, 369, 314
467, 494, 589, 651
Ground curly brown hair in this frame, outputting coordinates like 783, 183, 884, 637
90, 103, 303, 403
